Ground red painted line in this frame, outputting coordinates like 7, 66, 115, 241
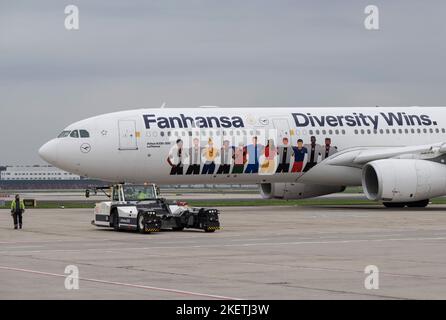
0, 266, 240, 300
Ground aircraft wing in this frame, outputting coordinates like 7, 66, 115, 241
324, 142, 446, 167
297, 141, 446, 186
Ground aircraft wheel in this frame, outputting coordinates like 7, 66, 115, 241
383, 202, 406, 208
406, 199, 429, 208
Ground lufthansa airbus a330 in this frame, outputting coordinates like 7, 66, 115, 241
39, 106, 446, 208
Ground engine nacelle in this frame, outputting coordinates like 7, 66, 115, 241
362, 159, 446, 202
260, 183, 345, 200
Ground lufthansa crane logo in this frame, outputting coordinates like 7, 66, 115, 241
80, 143, 91, 153
258, 117, 269, 125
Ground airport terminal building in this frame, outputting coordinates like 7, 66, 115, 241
0, 165, 255, 190
0, 165, 103, 189
1, 166, 81, 181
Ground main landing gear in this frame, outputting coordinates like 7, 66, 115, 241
383, 199, 430, 208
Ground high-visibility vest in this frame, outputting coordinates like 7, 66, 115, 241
10, 200, 25, 212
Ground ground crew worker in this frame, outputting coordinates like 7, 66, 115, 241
10, 194, 25, 230
137, 190, 148, 200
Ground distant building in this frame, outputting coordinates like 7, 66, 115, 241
0, 165, 81, 181
0, 165, 257, 190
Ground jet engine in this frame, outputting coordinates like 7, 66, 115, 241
362, 159, 446, 202
260, 183, 345, 200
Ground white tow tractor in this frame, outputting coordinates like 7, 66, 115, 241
87, 184, 220, 234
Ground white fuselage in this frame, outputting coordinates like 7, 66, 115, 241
39, 107, 446, 186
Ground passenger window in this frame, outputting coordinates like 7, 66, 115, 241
79, 130, 90, 138
70, 130, 79, 138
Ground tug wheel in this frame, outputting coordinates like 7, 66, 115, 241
111, 210, 120, 231
137, 212, 148, 234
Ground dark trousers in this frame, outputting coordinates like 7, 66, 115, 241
276, 163, 290, 173
232, 164, 244, 174
245, 163, 259, 174
202, 162, 216, 174
12, 213, 22, 228
170, 165, 183, 175
186, 164, 200, 175
217, 164, 231, 174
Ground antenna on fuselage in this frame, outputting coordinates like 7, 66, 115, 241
160, 102, 167, 109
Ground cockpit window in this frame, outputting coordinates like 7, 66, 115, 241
70, 130, 79, 138
58, 131, 71, 138
79, 130, 90, 138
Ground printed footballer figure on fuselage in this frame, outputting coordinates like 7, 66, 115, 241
166, 134, 338, 176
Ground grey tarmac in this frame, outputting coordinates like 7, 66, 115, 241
1, 205, 446, 299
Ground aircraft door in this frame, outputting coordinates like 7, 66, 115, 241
118, 120, 138, 150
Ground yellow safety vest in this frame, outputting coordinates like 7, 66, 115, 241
11, 200, 25, 212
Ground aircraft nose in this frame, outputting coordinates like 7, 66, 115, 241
39, 139, 59, 165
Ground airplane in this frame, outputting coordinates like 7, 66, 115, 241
38, 106, 446, 208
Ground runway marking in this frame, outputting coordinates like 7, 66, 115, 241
0, 239, 112, 244
1, 246, 44, 249
214, 236, 446, 248
0, 265, 240, 300
1, 236, 446, 254
229, 238, 272, 242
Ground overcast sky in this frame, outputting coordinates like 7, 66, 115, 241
1, 0, 446, 164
